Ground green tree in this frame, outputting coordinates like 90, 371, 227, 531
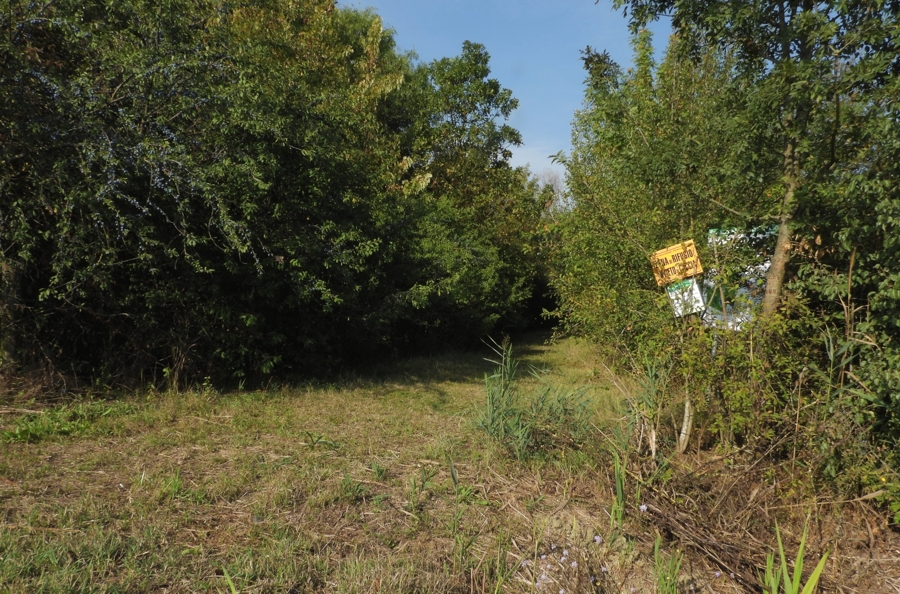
615, 0, 900, 437
391, 41, 545, 340
551, 32, 773, 353
1, 1, 545, 384
614, 0, 900, 315
0, 0, 420, 379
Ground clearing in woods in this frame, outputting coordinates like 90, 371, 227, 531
1, 332, 897, 592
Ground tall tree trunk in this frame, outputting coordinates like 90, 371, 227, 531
763, 138, 801, 315
764, 1, 811, 316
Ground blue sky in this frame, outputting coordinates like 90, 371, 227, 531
340, 0, 670, 177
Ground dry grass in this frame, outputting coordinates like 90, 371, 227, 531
1, 333, 898, 593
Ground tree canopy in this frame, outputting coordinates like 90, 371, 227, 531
0, 0, 546, 385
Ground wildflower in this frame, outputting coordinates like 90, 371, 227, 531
563, 549, 569, 556
715, 571, 721, 578
589, 576, 596, 583
560, 590, 565, 594
571, 561, 578, 568
638, 504, 648, 512
631, 588, 637, 593
730, 572, 735, 579
601, 566, 608, 573
551, 544, 557, 550
541, 554, 547, 560
594, 534, 602, 544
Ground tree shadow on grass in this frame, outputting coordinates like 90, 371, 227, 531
335, 329, 555, 387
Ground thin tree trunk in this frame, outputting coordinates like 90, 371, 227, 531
763, 139, 801, 315
677, 396, 693, 454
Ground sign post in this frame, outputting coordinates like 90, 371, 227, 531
648, 240, 705, 455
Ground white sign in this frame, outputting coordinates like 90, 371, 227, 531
666, 278, 705, 318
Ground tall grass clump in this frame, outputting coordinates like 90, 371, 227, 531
761, 520, 829, 594
477, 338, 592, 460
653, 535, 683, 594
3, 399, 136, 443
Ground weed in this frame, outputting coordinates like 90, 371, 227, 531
405, 465, 437, 510
762, 520, 829, 594
339, 475, 368, 502
632, 355, 671, 459
653, 536, 682, 594
489, 531, 518, 593
3, 400, 135, 443
447, 456, 475, 503
611, 451, 625, 529
452, 532, 478, 572
369, 460, 387, 481
159, 468, 185, 501
371, 493, 390, 509
477, 338, 593, 460
525, 494, 545, 512
222, 567, 240, 593
301, 430, 338, 449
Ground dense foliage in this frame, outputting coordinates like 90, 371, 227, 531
0, 0, 545, 385
550, 1, 900, 516
551, 33, 779, 354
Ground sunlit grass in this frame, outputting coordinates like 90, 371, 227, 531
0, 333, 851, 592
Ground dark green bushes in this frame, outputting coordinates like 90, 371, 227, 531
0, 1, 545, 386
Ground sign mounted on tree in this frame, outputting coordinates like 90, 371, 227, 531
649, 240, 703, 286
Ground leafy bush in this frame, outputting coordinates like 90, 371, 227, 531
0, 1, 546, 385
550, 26, 900, 515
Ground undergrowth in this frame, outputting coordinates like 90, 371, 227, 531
477, 338, 592, 461
3, 399, 137, 443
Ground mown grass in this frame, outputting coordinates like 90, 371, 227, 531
1, 334, 644, 593
1, 333, 896, 593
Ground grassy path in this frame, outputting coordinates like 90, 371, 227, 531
3, 334, 897, 593
1, 334, 645, 593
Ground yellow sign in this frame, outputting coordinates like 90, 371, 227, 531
650, 240, 703, 286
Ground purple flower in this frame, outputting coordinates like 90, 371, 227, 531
563, 549, 569, 556
594, 534, 602, 544
541, 554, 547, 560
589, 576, 596, 583
639, 504, 648, 513
551, 544, 557, 550
571, 561, 578, 568
601, 566, 608, 573
715, 571, 721, 578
